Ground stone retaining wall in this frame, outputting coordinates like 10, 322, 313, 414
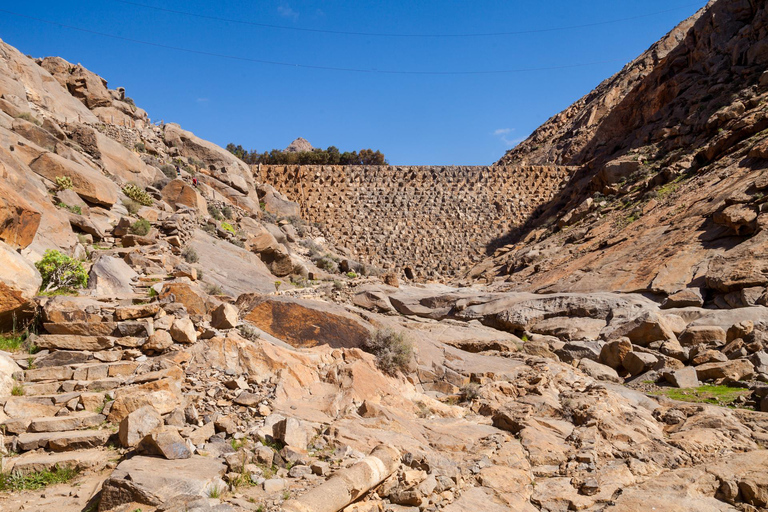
258, 165, 576, 279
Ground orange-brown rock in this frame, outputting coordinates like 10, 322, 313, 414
159, 282, 210, 317
161, 179, 208, 212
236, 295, 372, 349
0, 180, 41, 249
29, 152, 118, 206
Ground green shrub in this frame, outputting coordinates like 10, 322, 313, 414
35, 250, 88, 293
221, 205, 233, 219
55, 176, 73, 190
346, 272, 357, 279
11, 383, 24, 396
160, 164, 176, 179
221, 222, 236, 234
134, 142, 146, 153
0, 465, 78, 492
130, 219, 151, 236
182, 246, 199, 263
57, 202, 82, 215
122, 183, 153, 206
362, 329, 413, 376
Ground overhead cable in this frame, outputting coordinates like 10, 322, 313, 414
0, 8, 632, 76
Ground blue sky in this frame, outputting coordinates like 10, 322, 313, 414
0, 1, 706, 165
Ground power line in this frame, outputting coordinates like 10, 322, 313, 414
0, 8, 633, 75
113, 0, 705, 38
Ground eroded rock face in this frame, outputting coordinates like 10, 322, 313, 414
0, 180, 41, 249
29, 152, 118, 206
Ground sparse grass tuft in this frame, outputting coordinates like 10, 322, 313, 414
11, 383, 24, 396
237, 324, 261, 342
0, 335, 24, 352
57, 202, 82, 215
0, 465, 78, 491
650, 384, 751, 408
182, 246, 199, 263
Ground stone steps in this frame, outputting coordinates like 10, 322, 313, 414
15, 429, 112, 452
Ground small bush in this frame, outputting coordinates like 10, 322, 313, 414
57, 202, 82, 215
274, 280, 282, 292
208, 204, 223, 220
363, 329, 413, 376
130, 219, 151, 236
123, 198, 140, 216
134, 142, 146, 153
205, 283, 224, 295
11, 383, 24, 396
35, 250, 88, 293
221, 205, 234, 219
160, 164, 176, 179
122, 183, 153, 206
346, 272, 357, 279
202, 223, 216, 235
182, 246, 199, 263
0, 335, 24, 352
231, 238, 245, 248
0, 465, 78, 492
238, 324, 261, 342
221, 222, 236, 234
316, 257, 338, 273
460, 383, 480, 403
55, 176, 73, 190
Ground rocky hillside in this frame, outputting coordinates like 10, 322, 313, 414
1, 1, 768, 510
481, 0, 768, 307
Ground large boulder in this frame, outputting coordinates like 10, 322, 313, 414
210, 303, 238, 330
118, 405, 163, 448
236, 294, 372, 349
163, 123, 253, 191
39, 59, 113, 109
161, 179, 208, 212
259, 185, 300, 218
0, 241, 42, 330
99, 455, 226, 510
159, 282, 209, 317
88, 256, 138, 296
29, 152, 118, 206
604, 311, 677, 346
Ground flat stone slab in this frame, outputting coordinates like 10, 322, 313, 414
99, 455, 226, 510
16, 429, 111, 451
6, 448, 108, 475
27, 412, 106, 433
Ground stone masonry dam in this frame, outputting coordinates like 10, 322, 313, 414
258, 165, 576, 280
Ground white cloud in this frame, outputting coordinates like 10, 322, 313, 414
278, 5, 299, 20
493, 128, 522, 147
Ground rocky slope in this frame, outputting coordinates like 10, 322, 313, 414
482, 0, 768, 307
1, 1, 768, 510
